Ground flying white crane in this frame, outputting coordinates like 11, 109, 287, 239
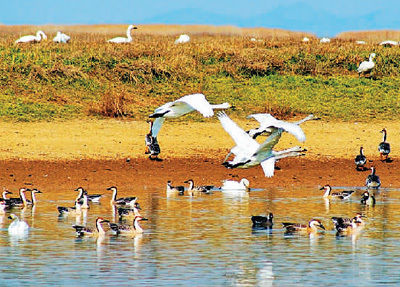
53, 31, 70, 43
107, 25, 137, 43
218, 112, 306, 177
174, 34, 190, 44
15, 30, 47, 44
357, 53, 376, 76
149, 93, 230, 137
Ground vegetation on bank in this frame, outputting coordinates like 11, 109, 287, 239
0, 25, 399, 121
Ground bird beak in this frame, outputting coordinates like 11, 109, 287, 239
184, 180, 189, 183
8, 216, 12, 220
106, 187, 112, 190
319, 224, 326, 230
319, 186, 325, 190
36, 190, 42, 193
141, 218, 149, 221
101, 219, 110, 223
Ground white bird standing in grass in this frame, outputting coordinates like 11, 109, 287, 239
218, 112, 306, 177
53, 31, 70, 43
320, 37, 330, 43
148, 93, 231, 137
357, 53, 376, 77
175, 34, 190, 44
379, 40, 398, 46
8, 214, 29, 235
107, 25, 137, 43
15, 30, 47, 43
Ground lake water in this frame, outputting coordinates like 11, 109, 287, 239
0, 185, 399, 286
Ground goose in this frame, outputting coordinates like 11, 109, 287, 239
107, 25, 137, 43
148, 93, 230, 138
354, 146, 367, 170
72, 217, 110, 238
174, 34, 190, 44
26, 189, 42, 206
357, 53, 375, 76
2, 189, 15, 207
221, 178, 250, 192
247, 113, 318, 139
166, 181, 185, 195
282, 219, 325, 234
184, 179, 213, 194
320, 37, 330, 43
8, 214, 29, 235
361, 191, 376, 206
107, 186, 137, 206
15, 30, 47, 43
366, 167, 381, 189
53, 31, 70, 43
334, 217, 363, 235
378, 128, 390, 161
218, 112, 306, 177
57, 200, 83, 216
7, 188, 30, 207
320, 185, 355, 200
145, 121, 161, 161
251, 212, 273, 229
109, 215, 148, 236
75, 187, 102, 203
118, 202, 142, 220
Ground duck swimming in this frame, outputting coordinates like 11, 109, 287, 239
251, 212, 273, 229
334, 217, 364, 235
107, 186, 137, 206
332, 213, 365, 228
72, 217, 110, 238
109, 215, 148, 236
378, 128, 390, 161
8, 214, 29, 235
118, 202, 142, 220
221, 178, 250, 192
361, 191, 376, 206
320, 185, 355, 200
354, 146, 367, 171
366, 167, 381, 189
75, 187, 102, 203
282, 219, 325, 234
166, 181, 185, 195
184, 179, 213, 195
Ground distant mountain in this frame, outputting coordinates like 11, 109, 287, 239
141, 4, 400, 37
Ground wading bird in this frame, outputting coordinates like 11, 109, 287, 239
218, 112, 306, 177
357, 53, 375, 77
107, 25, 137, 43
366, 167, 381, 189
15, 30, 47, 43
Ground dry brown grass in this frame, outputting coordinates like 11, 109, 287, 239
337, 30, 400, 43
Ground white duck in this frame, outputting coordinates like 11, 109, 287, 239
218, 112, 306, 177
107, 25, 137, 43
175, 34, 190, 44
357, 53, 376, 76
15, 30, 47, 43
221, 178, 250, 191
149, 93, 230, 137
8, 214, 29, 235
53, 31, 70, 43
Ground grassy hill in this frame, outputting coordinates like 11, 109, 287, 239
0, 25, 399, 121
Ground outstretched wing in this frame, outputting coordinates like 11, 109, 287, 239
151, 117, 165, 137
175, 93, 214, 117
256, 128, 283, 154
260, 157, 276, 177
218, 112, 259, 153
248, 113, 306, 142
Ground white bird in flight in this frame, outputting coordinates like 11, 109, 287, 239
149, 93, 231, 137
175, 34, 190, 44
53, 31, 70, 43
357, 53, 375, 76
218, 112, 306, 177
247, 114, 318, 139
15, 30, 47, 44
107, 25, 137, 43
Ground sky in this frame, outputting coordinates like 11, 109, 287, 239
1, 0, 400, 36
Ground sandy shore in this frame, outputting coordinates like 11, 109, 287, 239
0, 118, 398, 190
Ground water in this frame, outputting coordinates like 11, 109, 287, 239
0, 186, 399, 286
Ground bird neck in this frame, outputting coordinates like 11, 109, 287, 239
20, 190, 28, 204
187, 181, 194, 190
323, 186, 331, 197
360, 147, 364, 156
382, 130, 387, 142
31, 191, 37, 205
2, 191, 8, 199
126, 27, 133, 41
96, 220, 106, 235
112, 189, 117, 201
134, 218, 143, 233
